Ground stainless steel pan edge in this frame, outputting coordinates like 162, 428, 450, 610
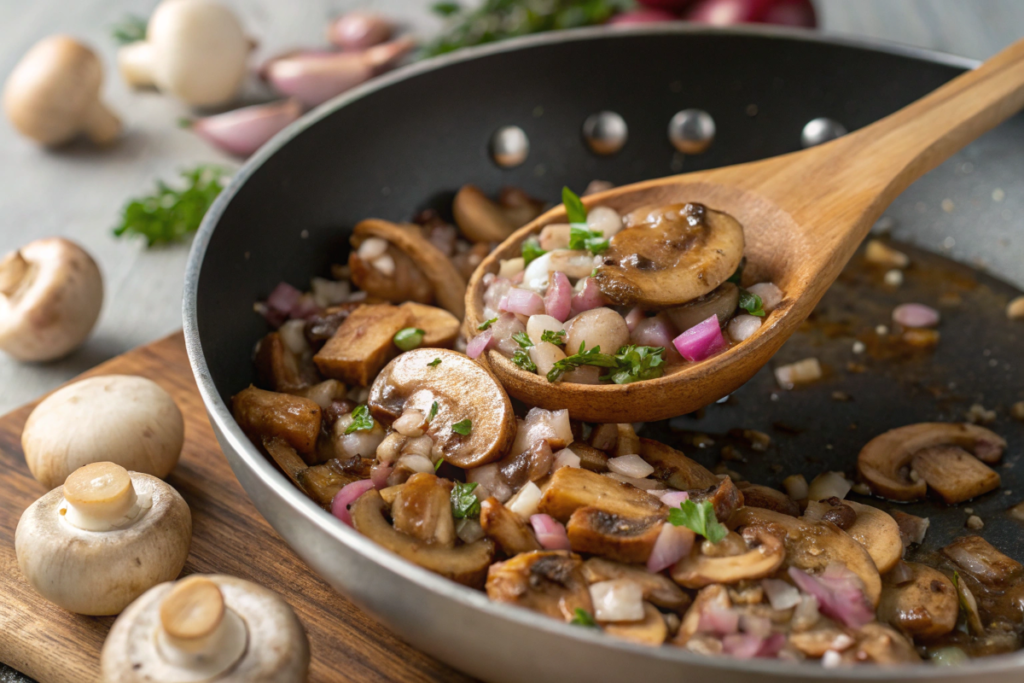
184, 25, 1023, 682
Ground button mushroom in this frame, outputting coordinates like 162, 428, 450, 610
101, 574, 309, 682
0, 238, 103, 361
15, 462, 192, 615
479, 496, 542, 555
878, 562, 958, 639
452, 185, 544, 244
593, 202, 745, 308
538, 467, 667, 523
602, 602, 669, 646
581, 558, 690, 611
566, 507, 665, 565
856, 423, 1005, 501
671, 527, 785, 588
804, 499, 902, 574
22, 375, 184, 488
485, 550, 593, 621
118, 0, 251, 106
4, 36, 121, 146
368, 348, 516, 469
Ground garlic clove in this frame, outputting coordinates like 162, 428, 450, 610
189, 99, 301, 157
327, 11, 393, 51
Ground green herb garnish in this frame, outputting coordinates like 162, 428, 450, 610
477, 317, 498, 331
667, 499, 728, 543
540, 329, 567, 345
451, 419, 473, 436
562, 186, 587, 224
434, 458, 444, 471
345, 405, 375, 435
604, 345, 666, 385
428, 357, 442, 368
394, 327, 426, 351
738, 289, 766, 317
570, 608, 598, 628
522, 237, 546, 266
113, 165, 229, 247
112, 15, 147, 45
512, 331, 534, 348
431, 1, 462, 16
428, 401, 439, 422
546, 343, 618, 383
569, 225, 609, 255
450, 481, 481, 519
512, 348, 537, 372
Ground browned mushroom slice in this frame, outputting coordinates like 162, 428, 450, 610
313, 303, 412, 387
788, 624, 850, 658
581, 558, 690, 611
847, 623, 921, 664
671, 527, 785, 589
614, 424, 641, 458
638, 438, 719, 491
349, 243, 434, 305
232, 386, 322, 460
368, 348, 516, 469
805, 499, 902, 575
687, 476, 744, 522
602, 602, 668, 647
593, 202, 745, 308
730, 506, 882, 606
878, 562, 957, 640
351, 489, 494, 588
261, 436, 308, 490
911, 445, 1001, 504
390, 473, 456, 548
253, 332, 311, 392
568, 442, 609, 472
672, 584, 730, 646
452, 185, 517, 244
941, 535, 1023, 589
354, 219, 467, 318
485, 550, 592, 621
664, 283, 740, 333
588, 423, 619, 452
566, 507, 663, 565
295, 457, 368, 508
538, 467, 667, 523
857, 423, 1006, 502
400, 302, 460, 348
736, 483, 800, 517
479, 496, 541, 556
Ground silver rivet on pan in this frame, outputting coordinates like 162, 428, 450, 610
801, 117, 847, 148
490, 126, 529, 168
582, 111, 628, 155
668, 109, 715, 154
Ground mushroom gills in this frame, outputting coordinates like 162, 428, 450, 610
485, 550, 593, 621
566, 507, 664, 564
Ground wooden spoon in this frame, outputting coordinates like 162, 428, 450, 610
465, 38, 1024, 423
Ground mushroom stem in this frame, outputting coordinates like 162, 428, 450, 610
117, 41, 155, 88
0, 250, 29, 297
83, 100, 122, 145
157, 576, 248, 675
61, 462, 147, 531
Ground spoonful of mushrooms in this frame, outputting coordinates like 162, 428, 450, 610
466, 37, 1024, 423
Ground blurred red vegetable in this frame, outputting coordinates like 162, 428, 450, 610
608, 8, 680, 25
685, 0, 816, 27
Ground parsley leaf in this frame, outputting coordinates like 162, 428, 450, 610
434, 458, 444, 471
569, 608, 598, 627
562, 186, 587, 224
605, 345, 666, 384
477, 317, 498, 331
512, 348, 537, 372
394, 327, 426, 351
345, 405, 375, 435
112, 15, 147, 45
568, 225, 609, 255
522, 237, 546, 266
541, 329, 567, 345
450, 481, 481, 518
431, 1, 462, 16
667, 499, 728, 543
738, 289, 766, 317
113, 165, 229, 247
428, 401, 439, 422
428, 358, 442, 368
727, 258, 746, 285
451, 419, 473, 435
547, 343, 618, 382
512, 331, 534, 348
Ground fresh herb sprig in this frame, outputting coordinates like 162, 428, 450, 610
569, 225, 609, 254
450, 481, 481, 519
477, 317, 498, 331
428, 358, 442, 368
604, 345, 665, 385
345, 405, 375, 435
570, 608, 599, 628
522, 237, 546, 266
667, 499, 728, 543
562, 186, 587, 224
546, 343, 618, 382
512, 331, 534, 348
541, 329, 567, 345
113, 165, 229, 247
452, 419, 473, 436
738, 289, 765, 317
428, 401, 440, 422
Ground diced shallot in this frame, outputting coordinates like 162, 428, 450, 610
747, 282, 783, 312
727, 314, 762, 342
722, 633, 765, 659
762, 578, 801, 610
788, 565, 874, 629
589, 580, 645, 622
624, 307, 645, 331
504, 288, 546, 316
544, 271, 573, 322
190, 99, 302, 157
530, 514, 571, 550
698, 605, 739, 635
466, 329, 493, 359
657, 490, 690, 508
467, 463, 512, 503
331, 479, 375, 526
552, 448, 581, 470
607, 454, 655, 479
327, 11, 392, 50
507, 481, 543, 520
673, 314, 728, 362
369, 461, 393, 489
631, 315, 676, 350
266, 281, 302, 315
646, 522, 695, 573
892, 303, 940, 328
774, 357, 822, 389
570, 277, 606, 316
807, 471, 851, 501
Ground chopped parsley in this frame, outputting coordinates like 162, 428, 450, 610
344, 405, 375, 435
738, 289, 765, 317
540, 329, 567, 345
604, 345, 666, 385
394, 327, 426, 351
427, 357, 442, 368
451, 419, 473, 436
477, 317, 498, 331
512, 331, 534, 348
546, 343, 618, 383
434, 458, 444, 471
522, 237, 546, 266
569, 608, 598, 628
562, 186, 587, 224
431, 1, 461, 16
450, 481, 481, 518
512, 348, 537, 372
428, 401, 439, 422
113, 165, 229, 247
667, 499, 728, 543
568, 225, 609, 255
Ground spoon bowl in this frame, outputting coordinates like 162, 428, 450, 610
466, 37, 1024, 422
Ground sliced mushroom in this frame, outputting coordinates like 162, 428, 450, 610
736, 483, 800, 517
354, 219, 466, 318
638, 438, 720, 491
568, 442, 609, 472
805, 499, 902, 574
594, 202, 745, 308
351, 489, 493, 587
453, 185, 517, 244
479, 496, 541, 555
845, 623, 921, 664
582, 558, 690, 611
941, 535, 1023, 589
400, 302, 460, 348
788, 624, 849, 658
566, 507, 664, 564
261, 436, 309, 492
296, 456, 367, 508
588, 422, 619, 451
602, 602, 668, 646
911, 445, 1001, 504
350, 242, 434, 305
671, 527, 785, 588
498, 186, 545, 228
312, 303, 413, 387
687, 476, 744, 522
538, 467, 667, 523
664, 283, 740, 333
254, 332, 314, 392
368, 348, 515, 468
232, 386, 322, 461
485, 550, 592, 621
730, 506, 882, 606
857, 423, 1006, 501
878, 562, 957, 639
673, 584, 730, 646
390, 473, 456, 547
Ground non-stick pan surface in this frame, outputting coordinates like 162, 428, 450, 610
185, 25, 1024, 682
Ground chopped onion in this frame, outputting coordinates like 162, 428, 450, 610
522, 251, 554, 290
504, 287, 546, 316
782, 473, 808, 500
530, 514, 571, 550
498, 257, 525, 279
396, 454, 434, 474
509, 407, 573, 456
589, 580, 645, 622
552, 448, 581, 470
311, 277, 350, 307
657, 490, 689, 508
893, 511, 930, 545
788, 565, 873, 629
371, 253, 395, 276
807, 471, 852, 501
607, 454, 655, 479
369, 461, 392, 490
774, 357, 822, 389
624, 306, 645, 331
278, 319, 309, 355
266, 281, 302, 315
727, 314, 762, 342
631, 315, 675, 350
467, 463, 511, 503
893, 303, 940, 328
606, 473, 665, 490
586, 205, 623, 238
570, 277, 606, 316
456, 518, 486, 544
330, 479, 375, 526
507, 481, 543, 520
821, 650, 843, 668
357, 236, 388, 260
722, 633, 764, 659
393, 409, 426, 437
762, 578, 801, 610
698, 605, 739, 635
466, 329, 493, 359
482, 276, 513, 317
526, 314, 565, 344
930, 646, 969, 666
489, 313, 528, 358
646, 522, 695, 573
544, 271, 573, 322
756, 633, 787, 658
673, 314, 728, 362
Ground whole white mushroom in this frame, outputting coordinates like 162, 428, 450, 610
119, 0, 251, 107
102, 574, 310, 682
0, 237, 103, 362
16, 461, 192, 615
23, 374, 184, 488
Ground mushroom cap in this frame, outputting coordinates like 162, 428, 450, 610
3, 36, 104, 145
15, 471, 191, 615
101, 574, 310, 683
0, 238, 103, 361
148, 0, 250, 106
23, 374, 184, 488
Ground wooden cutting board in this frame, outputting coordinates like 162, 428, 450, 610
0, 331, 472, 683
